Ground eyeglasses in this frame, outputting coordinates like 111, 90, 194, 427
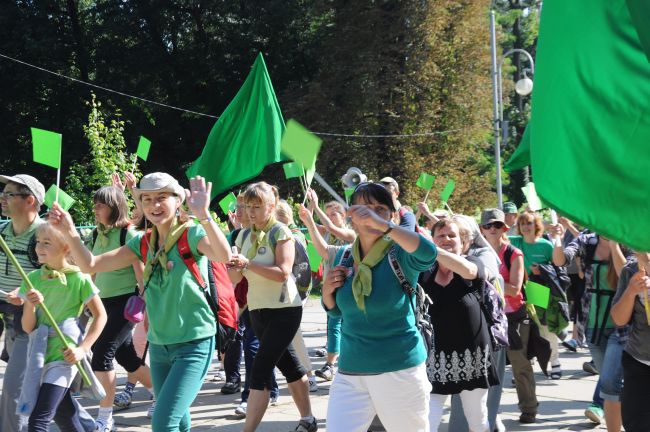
0, 192, 31, 200
482, 222, 505, 230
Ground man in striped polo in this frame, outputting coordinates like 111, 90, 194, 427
0, 174, 45, 432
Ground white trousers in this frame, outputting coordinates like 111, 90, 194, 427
326, 363, 431, 432
429, 387, 489, 432
539, 324, 560, 366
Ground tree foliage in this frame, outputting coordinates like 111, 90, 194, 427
0, 0, 524, 215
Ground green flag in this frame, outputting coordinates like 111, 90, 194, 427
524, 281, 550, 309
530, 1, 650, 250
43, 185, 75, 211
344, 187, 355, 204
521, 182, 543, 212
281, 119, 322, 170
307, 242, 322, 272
504, 123, 531, 173
283, 162, 304, 179
186, 53, 286, 199
218, 192, 238, 215
31, 128, 62, 169
440, 179, 456, 203
136, 136, 151, 161
416, 172, 436, 190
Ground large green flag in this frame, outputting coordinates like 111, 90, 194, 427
186, 53, 285, 199
531, 1, 650, 251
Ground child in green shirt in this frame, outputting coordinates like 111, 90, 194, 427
19, 222, 107, 431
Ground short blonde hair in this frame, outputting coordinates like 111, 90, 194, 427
325, 201, 345, 216
243, 182, 278, 207
275, 200, 294, 225
36, 222, 67, 247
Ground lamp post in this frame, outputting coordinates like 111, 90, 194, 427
489, 10, 535, 209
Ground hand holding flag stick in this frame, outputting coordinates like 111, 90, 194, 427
0, 233, 91, 386
637, 253, 650, 325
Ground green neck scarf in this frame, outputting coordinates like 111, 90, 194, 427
41, 265, 81, 286
143, 219, 191, 283
351, 237, 393, 312
95, 224, 112, 249
246, 216, 278, 260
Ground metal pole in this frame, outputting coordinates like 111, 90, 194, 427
490, 10, 503, 209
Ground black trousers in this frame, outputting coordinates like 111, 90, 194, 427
621, 350, 650, 432
29, 383, 91, 432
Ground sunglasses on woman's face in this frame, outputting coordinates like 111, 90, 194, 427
482, 222, 505, 230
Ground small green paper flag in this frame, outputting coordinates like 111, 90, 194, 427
283, 162, 304, 179
218, 192, 238, 215
136, 136, 151, 161
416, 172, 436, 190
521, 182, 544, 212
440, 179, 456, 202
44, 185, 75, 211
281, 119, 322, 170
31, 128, 62, 169
307, 242, 322, 272
305, 163, 316, 187
525, 280, 551, 308
344, 187, 355, 204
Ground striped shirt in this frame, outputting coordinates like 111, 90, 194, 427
0, 217, 44, 294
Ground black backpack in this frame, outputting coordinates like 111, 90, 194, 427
0, 221, 40, 271
91, 226, 129, 249
239, 224, 312, 299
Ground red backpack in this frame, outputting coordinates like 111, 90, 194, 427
139, 229, 238, 330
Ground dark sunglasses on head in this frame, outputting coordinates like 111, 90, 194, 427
482, 221, 505, 230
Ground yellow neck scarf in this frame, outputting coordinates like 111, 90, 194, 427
245, 216, 278, 260
351, 237, 393, 312
41, 265, 81, 286
142, 219, 191, 283
95, 224, 112, 249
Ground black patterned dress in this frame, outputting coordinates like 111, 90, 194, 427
420, 267, 499, 394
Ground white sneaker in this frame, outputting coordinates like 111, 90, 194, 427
495, 414, 506, 432
146, 401, 156, 419
94, 417, 115, 432
234, 402, 247, 418
211, 370, 226, 381
308, 379, 318, 392
269, 395, 279, 406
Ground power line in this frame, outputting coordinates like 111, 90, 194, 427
0, 52, 483, 139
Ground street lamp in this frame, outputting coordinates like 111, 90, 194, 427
489, 10, 535, 209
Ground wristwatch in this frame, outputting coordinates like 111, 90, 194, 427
383, 220, 397, 236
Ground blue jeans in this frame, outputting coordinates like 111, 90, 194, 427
448, 346, 506, 431
586, 328, 624, 405
149, 336, 214, 431
240, 309, 278, 402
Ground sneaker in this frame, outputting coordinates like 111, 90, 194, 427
550, 364, 562, 380
270, 395, 279, 406
519, 412, 536, 423
495, 414, 506, 431
315, 363, 334, 381
293, 417, 318, 432
221, 380, 241, 395
94, 417, 115, 432
211, 370, 226, 381
234, 402, 247, 418
561, 339, 578, 352
584, 403, 604, 424
313, 348, 327, 357
308, 379, 318, 392
113, 391, 133, 410
583, 360, 599, 375
146, 402, 156, 419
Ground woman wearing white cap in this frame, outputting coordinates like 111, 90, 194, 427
49, 173, 231, 431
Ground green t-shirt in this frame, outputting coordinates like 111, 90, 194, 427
508, 236, 554, 274
19, 268, 98, 363
588, 262, 615, 330
92, 227, 138, 298
127, 224, 216, 345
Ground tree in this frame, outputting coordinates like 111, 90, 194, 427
65, 93, 139, 224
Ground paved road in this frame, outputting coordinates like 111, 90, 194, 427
1, 300, 608, 431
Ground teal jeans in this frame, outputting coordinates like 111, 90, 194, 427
149, 336, 214, 431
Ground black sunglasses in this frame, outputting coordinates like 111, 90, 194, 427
482, 221, 505, 230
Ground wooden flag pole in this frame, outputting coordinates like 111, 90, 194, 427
0, 234, 91, 386
55, 168, 60, 204
423, 189, 431, 203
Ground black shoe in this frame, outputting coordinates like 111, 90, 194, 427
293, 417, 318, 432
519, 412, 536, 423
220, 380, 241, 395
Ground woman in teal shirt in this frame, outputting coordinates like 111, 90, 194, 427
322, 183, 437, 432
50, 173, 231, 432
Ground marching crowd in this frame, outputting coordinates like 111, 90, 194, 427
0, 170, 649, 432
